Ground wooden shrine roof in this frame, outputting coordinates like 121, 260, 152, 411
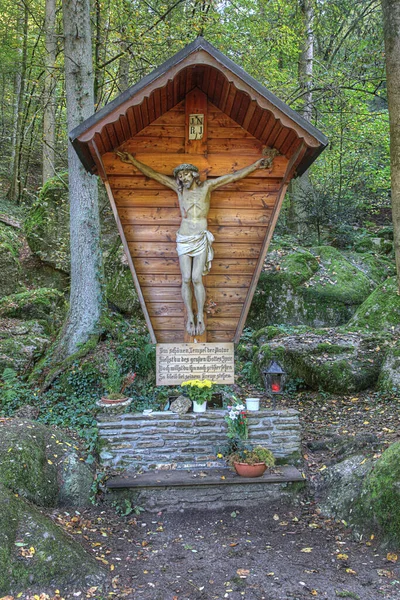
70, 37, 328, 178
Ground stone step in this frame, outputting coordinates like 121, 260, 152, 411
106, 465, 304, 489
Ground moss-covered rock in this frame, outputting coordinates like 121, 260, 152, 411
104, 244, 139, 314
0, 223, 22, 297
25, 173, 70, 272
342, 251, 395, 284
0, 419, 59, 506
349, 276, 400, 331
252, 329, 387, 393
0, 319, 50, 373
357, 442, 400, 545
317, 454, 374, 522
248, 246, 376, 329
378, 339, 400, 393
0, 288, 65, 326
0, 483, 105, 594
0, 419, 95, 508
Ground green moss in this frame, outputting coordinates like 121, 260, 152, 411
0, 223, 22, 297
349, 277, 400, 331
343, 251, 396, 284
25, 172, 70, 272
0, 319, 49, 374
252, 326, 283, 344
278, 250, 319, 286
307, 246, 373, 304
248, 246, 375, 329
0, 483, 104, 594
104, 243, 139, 314
314, 343, 353, 354
357, 442, 400, 544
0, 288, 65, 321
0, 420, 61, 506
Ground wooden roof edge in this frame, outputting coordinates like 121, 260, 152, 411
70, 37, 328, 160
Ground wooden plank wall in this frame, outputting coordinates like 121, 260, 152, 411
104, 95, 288, 343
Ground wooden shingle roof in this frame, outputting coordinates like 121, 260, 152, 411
70, 37, 327, 177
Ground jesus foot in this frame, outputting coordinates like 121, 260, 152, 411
195, 315, 205, 336
186, 317, 196, 336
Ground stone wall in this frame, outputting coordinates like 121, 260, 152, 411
98, 409, 301, 471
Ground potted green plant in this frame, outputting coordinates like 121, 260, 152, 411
227, 445, 275, 477
180, 379, 215, 413
217, 402, 274, 477
101, 353, 136, 404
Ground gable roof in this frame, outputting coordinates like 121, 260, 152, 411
70, 37, 327, 177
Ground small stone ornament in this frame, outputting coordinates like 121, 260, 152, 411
170, 395, 192, 415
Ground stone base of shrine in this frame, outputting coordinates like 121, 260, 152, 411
97, 409, 301, 471
105, 466, 305, 512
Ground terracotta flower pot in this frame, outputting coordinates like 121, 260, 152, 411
233, 461, 267, 478
100, 396, 129, 405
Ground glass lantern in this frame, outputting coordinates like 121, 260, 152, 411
262, 360, 285, 397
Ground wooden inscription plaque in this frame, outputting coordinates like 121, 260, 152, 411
156, 343, 234, 386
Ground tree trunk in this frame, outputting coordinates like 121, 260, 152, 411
288, 0, 314, 239
381, 0, 400, 289
43, 0, 57, 184
57, 0, 103, 360
9, 3, 28, 203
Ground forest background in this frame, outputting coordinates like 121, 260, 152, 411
1, 0, 390, 230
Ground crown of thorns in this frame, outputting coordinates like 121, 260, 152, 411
173, 164, 199, 178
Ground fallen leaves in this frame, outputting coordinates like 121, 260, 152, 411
386, 552, 398, 563
301, 547, 313, 553
236, 568, 250, 578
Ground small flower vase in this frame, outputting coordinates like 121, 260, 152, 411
193, 400, 207, 413
246, 397, 260, 411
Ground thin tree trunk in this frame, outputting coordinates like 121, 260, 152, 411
299, 0, 314, 123
43, 0, 57, 183
9, 3, 28, 203
94, 0, 101, 106
289, 0, 314, 238
56, 0, 103, 359
381, 0, 400, 289
118, 38, 130, 92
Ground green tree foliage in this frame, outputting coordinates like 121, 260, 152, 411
0, 0, 391, 234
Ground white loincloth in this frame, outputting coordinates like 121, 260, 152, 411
176, 230, 215, 276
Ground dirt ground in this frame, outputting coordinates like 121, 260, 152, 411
46, 499, 400, 600
13, 391, 400, 600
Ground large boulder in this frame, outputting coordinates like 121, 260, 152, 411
0, 288, 65, 325
248, 246, 377, 329
0, 319, 50, 374
0, 483, 105, 594
252, 327, 388, 393
0, 418, 94, 507
378, 339, 400, 392
357, 441, 400, 545
316, 441, 400, 546
317, 454, 374, 521
349, 276, 400, 332
0, 223, 22, 297
25, 173, 70, 272
104, 243, 139, 314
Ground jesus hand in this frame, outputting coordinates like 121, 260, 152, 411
116, 151, 136, 163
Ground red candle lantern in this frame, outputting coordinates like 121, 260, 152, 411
262, 360, 285, 398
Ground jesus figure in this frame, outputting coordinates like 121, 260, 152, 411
117, 151, 270, 336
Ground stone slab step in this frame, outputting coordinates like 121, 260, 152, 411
106, 465, 304, 489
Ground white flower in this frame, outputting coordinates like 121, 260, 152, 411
229, 411, 237, 420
